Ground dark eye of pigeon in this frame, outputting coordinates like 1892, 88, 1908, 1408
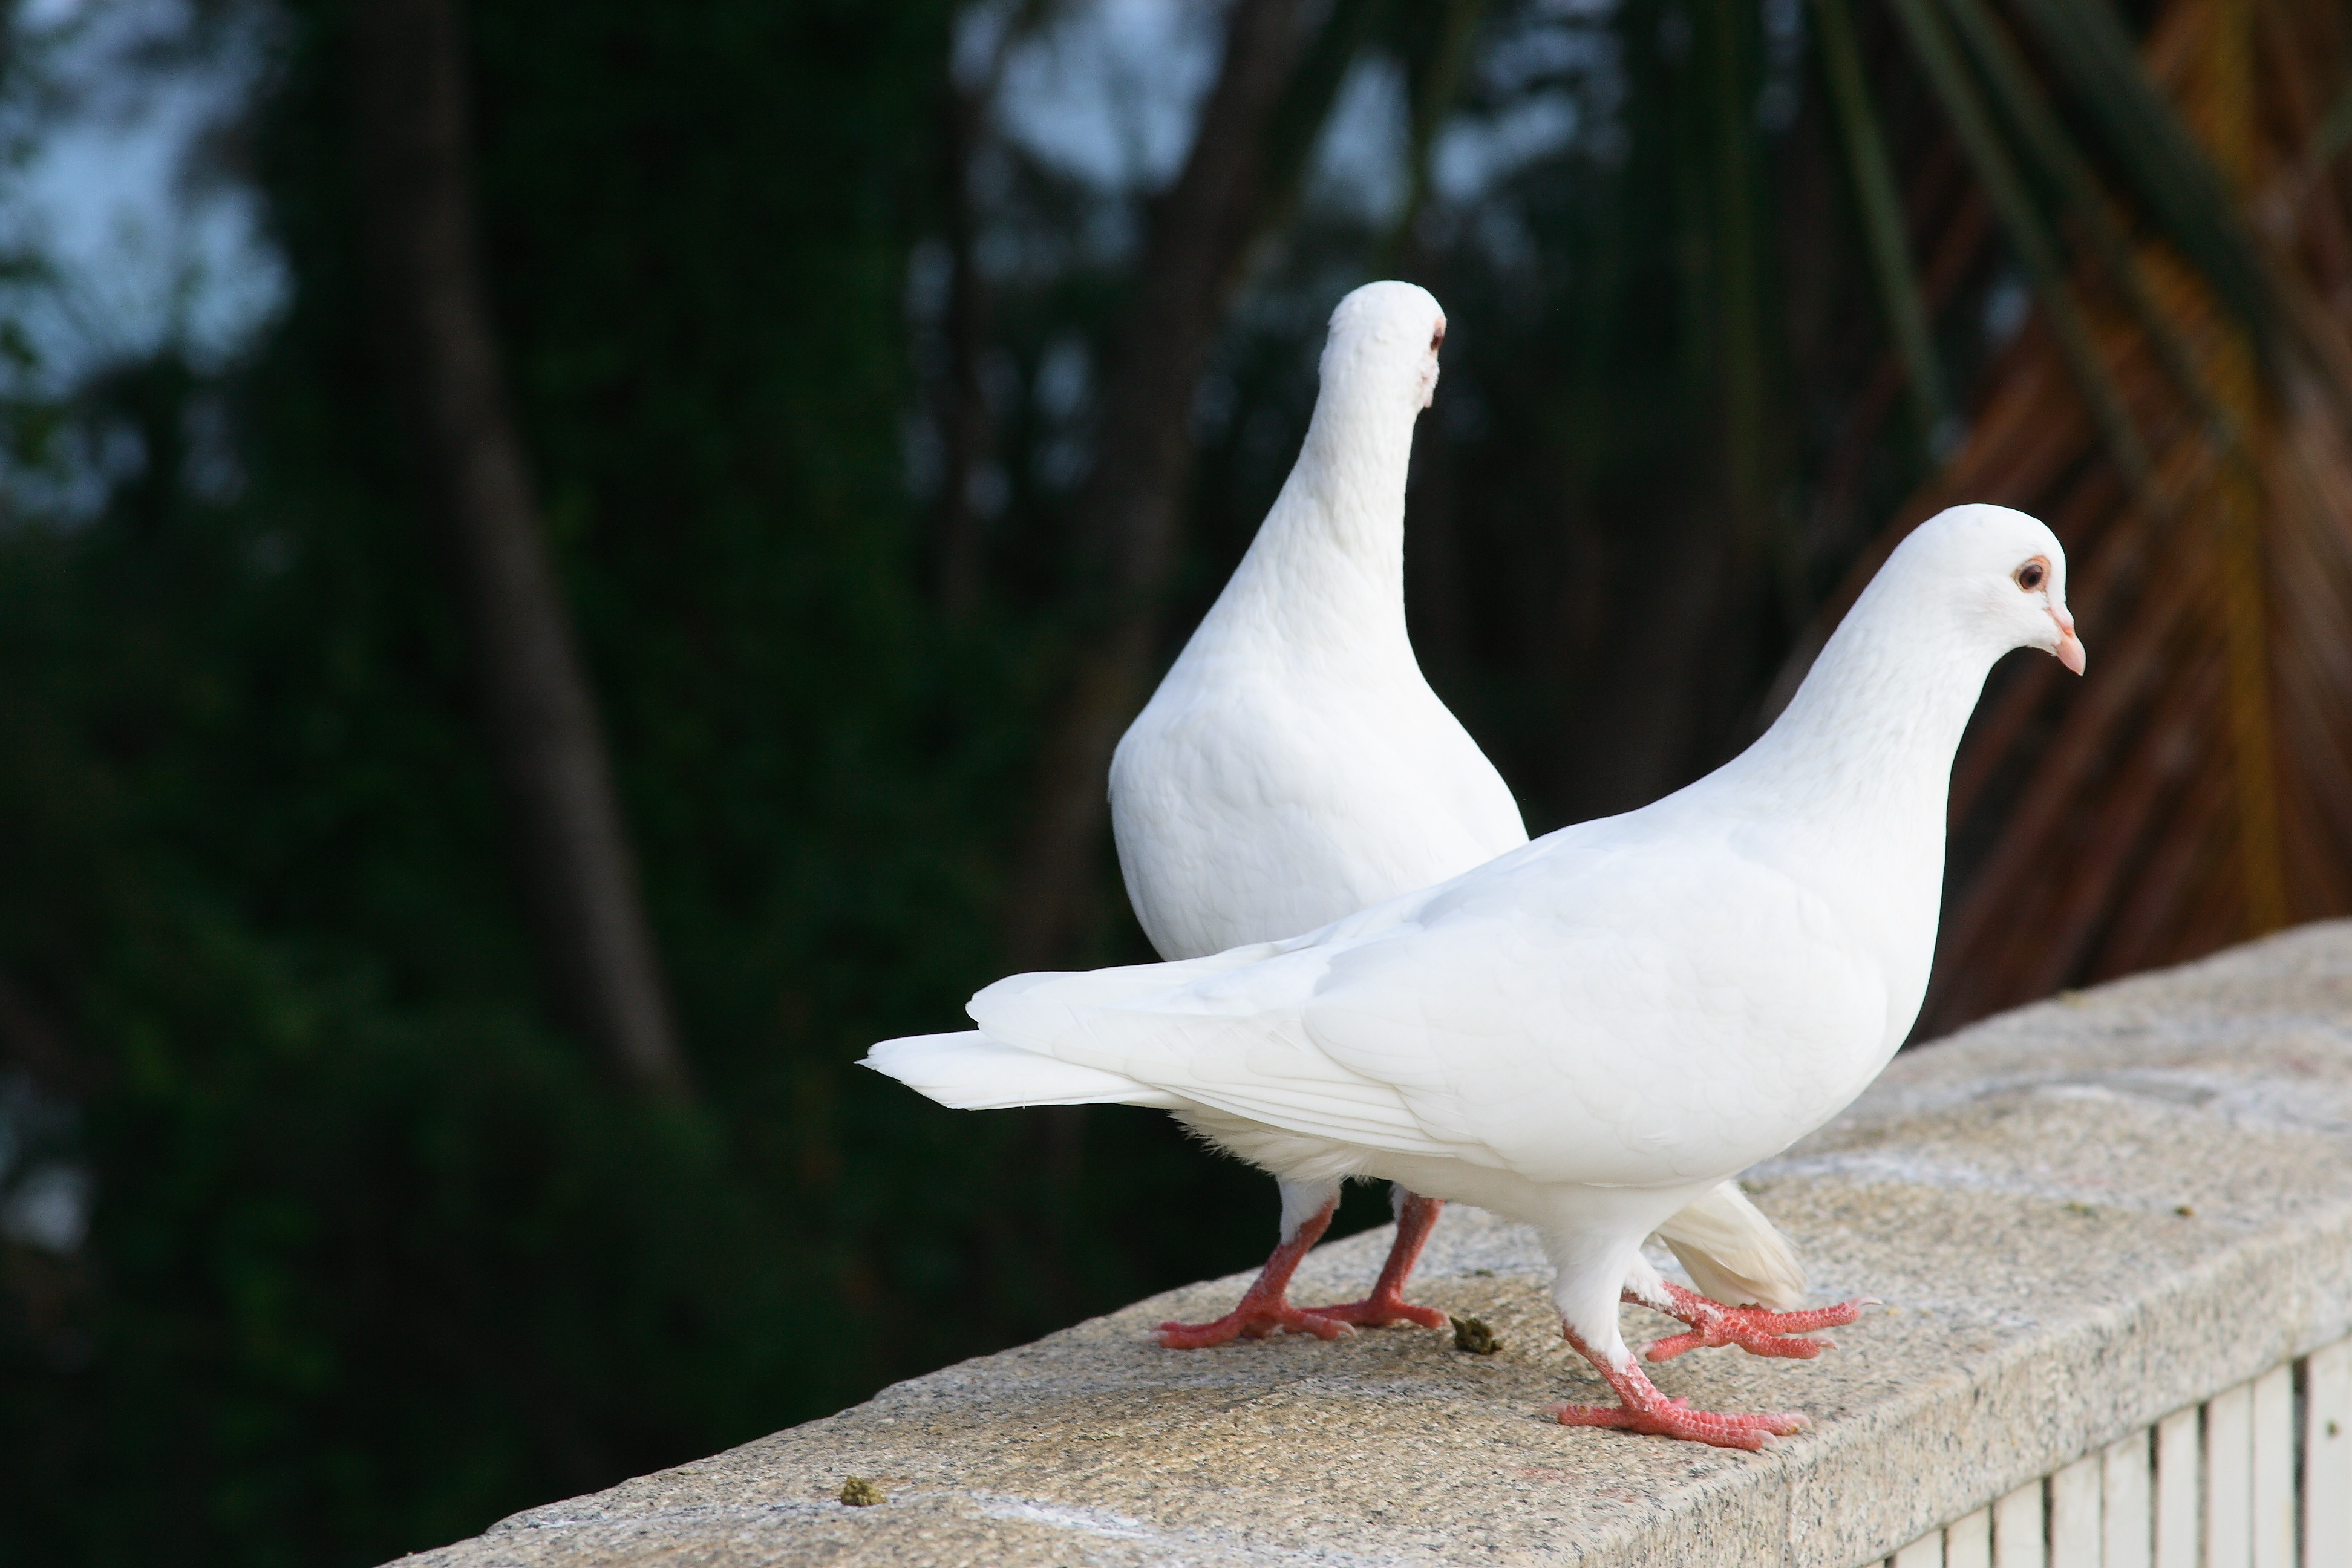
1430, 324, 1446, 353
2015, 561, 2047, 591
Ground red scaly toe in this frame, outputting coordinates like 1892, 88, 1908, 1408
1292, 1289, 1448, 1331
1157, 1301, 1350, 1348
1295, 1190, 1449, 1332
1550, 1323, 1810, 1451
1548, 1393, 1809, 1450
1158, 1192, 1352, 1349
1632, 1278, 1870, 1363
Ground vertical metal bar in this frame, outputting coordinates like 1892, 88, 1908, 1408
2308, 1341, 2352, 1567
2103, 1429, 2152, 1568
2155, 1406, 2201, 1568
1995, 1480, 2048, 1568
1896, 1530, 1949, 1567
2209, 1382, 2254, 1568
1949, 1506, 1994, 1568
2051, 1454, 2102, 1567
2250, 1365, 2294, 1568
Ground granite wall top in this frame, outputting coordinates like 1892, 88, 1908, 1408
393, 922, 2352, 1567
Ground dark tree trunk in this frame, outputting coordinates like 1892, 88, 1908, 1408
933, 74, 995, 624
351, 0, 688, 1097
999, 0, 1317, 972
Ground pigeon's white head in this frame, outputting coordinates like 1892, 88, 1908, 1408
1886, 503, 2085, 675
1322, 280, 1447, 412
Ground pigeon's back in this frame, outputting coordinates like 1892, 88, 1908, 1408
973, 807, 1896, 1189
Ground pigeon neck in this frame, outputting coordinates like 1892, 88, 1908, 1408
1225, 379, 1420, 647
1725, 590, 1999, 826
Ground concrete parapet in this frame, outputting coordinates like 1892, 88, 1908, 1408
393, 922, 2352, 1567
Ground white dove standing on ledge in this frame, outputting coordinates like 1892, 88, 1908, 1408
1106, 279, 1835, 1358
869, 503, 2084, 1447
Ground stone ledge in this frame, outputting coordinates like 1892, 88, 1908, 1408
393, 923, 2352, 1567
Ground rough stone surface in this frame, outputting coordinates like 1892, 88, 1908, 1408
392, 923, 2352, 1567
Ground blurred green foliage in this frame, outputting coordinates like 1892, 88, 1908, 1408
0, 0, 2024, 1560
0, 3, 1292, 1563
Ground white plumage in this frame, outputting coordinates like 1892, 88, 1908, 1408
1108, 286, 1520, 964
871, 500, 2083, 1446
1106, 281, 1803, 1339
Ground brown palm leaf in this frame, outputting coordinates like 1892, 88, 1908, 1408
1874, 0, 2352, 1034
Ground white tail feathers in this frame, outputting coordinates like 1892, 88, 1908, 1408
1653, 1182, 1808, 1311
861, 1030, 1180, 1111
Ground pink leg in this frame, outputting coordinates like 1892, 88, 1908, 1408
1295, 1190, 1449, 1331
1157, 1196, 1350, 1348
1548, 1322, 1809, 1452
1624, 1277, 1869, 1364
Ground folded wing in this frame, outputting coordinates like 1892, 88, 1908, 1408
871, 825, 1886, 1189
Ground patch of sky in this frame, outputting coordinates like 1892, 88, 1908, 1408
3, 1161, 88, 1252
1984, 270, 2031, 345
1033, 335, 1090, 422
990, 0, 1219, 194
0, 0, 285, 522
1757, 0, 1806, 132
1432, 96, 1580, 204
0, 1069, 85, 1255
1304, 56, 1409, 227
1433, 0, 1627, 201
1481, 14, 1618, 97
0, 0, 285, 392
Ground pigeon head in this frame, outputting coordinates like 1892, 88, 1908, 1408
1321, 281, 1446, 413
1886, 503, 2085, 675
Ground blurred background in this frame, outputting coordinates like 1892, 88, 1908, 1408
0, 0, 2347, 1561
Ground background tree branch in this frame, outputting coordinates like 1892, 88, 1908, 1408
350, 0, 687, 1096
999, 0, 1371, 972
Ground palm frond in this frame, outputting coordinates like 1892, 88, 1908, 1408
1811, 0, 1950, 445
2312, 79, 2352, 166
1936, 0, 2246, 466
1885, 0, 2154, 485
1907, 0, 2352, 1033
2004, 0, 2275, 339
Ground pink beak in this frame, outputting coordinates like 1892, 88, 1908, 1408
2051, 605, 2086, 675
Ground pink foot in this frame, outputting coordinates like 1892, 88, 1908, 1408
1550, 1324, 1809, 1452
1629, 1279, 1869, 1363
1549, 1391, 1809, 1449
1156, 1301, 1350, 1348
1158, 1194, 1350, 1349
1301, 1292, 1449, 1331
1296, 1191, 1449, 1331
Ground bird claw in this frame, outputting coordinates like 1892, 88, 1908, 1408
1552, 1318, 1814, 1450
1547, 1399, 1807, 1451
1642, 1327, 1837, 1362
1290, 1292, 1449, 1331
1157, 1305, 1352, 1348
1636, 1282, 1867, 1363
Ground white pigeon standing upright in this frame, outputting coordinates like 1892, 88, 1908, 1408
1104, 279, 1838, 1356
1110, 278, 1825, 1354
869, 502, 2085, 1447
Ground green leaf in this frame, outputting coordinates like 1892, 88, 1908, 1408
1936, 0, 2245, 465
1811, 0, 1950, 446
1886, 0, 2152, 485
2004, 0, 2273, 340
2310, 79, 2352, 168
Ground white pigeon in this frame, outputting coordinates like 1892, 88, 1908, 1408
869, 502, 2083, 1447
1105, 279, 1829, 1357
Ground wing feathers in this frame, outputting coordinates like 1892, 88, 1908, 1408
861, 1031, 1180, 1111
